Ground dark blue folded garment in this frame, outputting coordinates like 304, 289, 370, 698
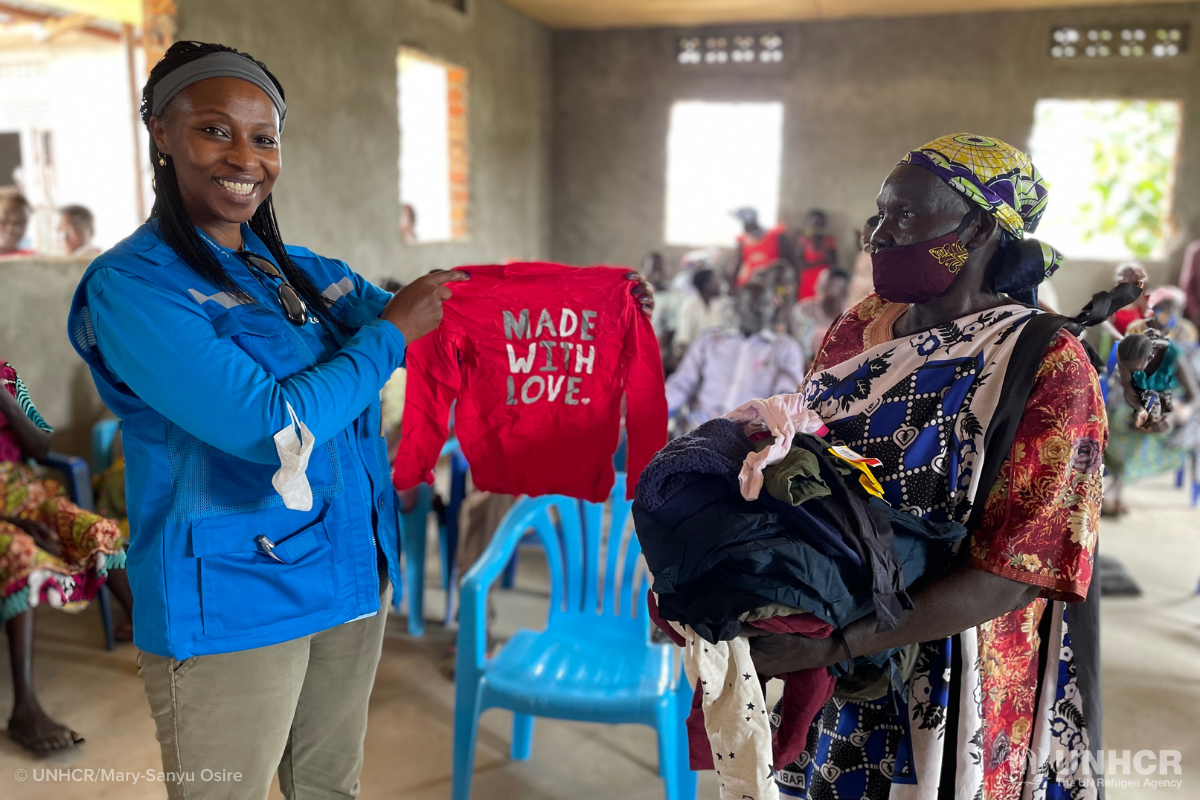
756, 491, 863, 566
636, 418, 752, 511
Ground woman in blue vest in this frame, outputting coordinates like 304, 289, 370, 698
67, 42, 466, 799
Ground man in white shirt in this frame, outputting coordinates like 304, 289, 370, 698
673, 267, 732, 359
666, 282, 806, 428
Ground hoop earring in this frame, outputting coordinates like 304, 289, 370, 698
157, 154, 167, 167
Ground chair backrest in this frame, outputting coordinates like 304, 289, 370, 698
503, 474, 650, 641
92, 418, 121, 472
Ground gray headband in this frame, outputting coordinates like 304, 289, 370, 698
151, 51, 287, 131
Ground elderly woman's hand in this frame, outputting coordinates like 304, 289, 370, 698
747, 631, 832, 676
627, 272, 654, 318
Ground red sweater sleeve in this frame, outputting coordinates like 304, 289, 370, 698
392, 317, 462, 490
622, 301, 668, 498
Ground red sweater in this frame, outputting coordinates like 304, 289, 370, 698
393, 263, 667, 502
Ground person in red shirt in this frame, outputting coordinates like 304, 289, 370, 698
733, 207, 791, 290
1106, 262, 1149, 336
794, 209, 839, 301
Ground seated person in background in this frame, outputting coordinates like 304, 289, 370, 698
57, 205, 101, 257
845, 215, 878, 307
673, 267, 731, 360
1103, 262, 1149, 338
1104, 325, 1200, 516
1116, 334, 1174, 427
665, 281, 805, 429
0, 190, 35, 257
733, 207, 791, 290
793, 208, 838, 300
791, 267, 850, 364
0, 361, 131, 753
400, 203, 418, 244
1127, 284, 1199, 346
644, 252, 684, 372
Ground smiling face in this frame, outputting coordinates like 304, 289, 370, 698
148, 76, 281, 238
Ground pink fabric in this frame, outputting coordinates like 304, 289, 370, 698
0, 362, 22, 464
723, 393, 827, 501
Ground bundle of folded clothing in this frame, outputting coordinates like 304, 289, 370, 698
633, 395, 967, 800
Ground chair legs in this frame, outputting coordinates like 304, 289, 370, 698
656, 694, 686, 800
400, 486, 432, 637
452, 683, 484, 800
674, 679, 698, 800
511, 713, 535, 760
96, 585, 115, 651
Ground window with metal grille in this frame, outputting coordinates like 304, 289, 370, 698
1049, 24, 1188, 59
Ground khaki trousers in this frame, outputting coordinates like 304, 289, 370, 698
138, 585, 391, 800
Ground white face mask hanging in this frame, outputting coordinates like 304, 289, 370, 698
271, 402, 315, 511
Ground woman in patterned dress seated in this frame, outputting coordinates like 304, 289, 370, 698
0, 361, 130, 753
750, 134, 1108, 800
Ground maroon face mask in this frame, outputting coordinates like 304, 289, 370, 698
871, 207, 980, 304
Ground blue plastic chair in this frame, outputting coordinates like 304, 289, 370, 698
394, 438, 470, 635
498, 432, 630, 589
38, 445, 115, 651
90, 417, 125, 650
92, 418, 121, 473
452, 474, 696, 800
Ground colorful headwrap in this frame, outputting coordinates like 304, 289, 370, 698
902, 133, 1062, 301
902, 133, 1049, 238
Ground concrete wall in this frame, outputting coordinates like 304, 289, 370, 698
549, 2, 1200, 313
0, 257, 105, 458
175, 0, 552, 283
2, 0, 551, 458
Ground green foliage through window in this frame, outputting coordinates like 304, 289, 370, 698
1030, 99, 1180, 260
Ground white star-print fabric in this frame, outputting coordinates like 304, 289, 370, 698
669, 620, 778, 800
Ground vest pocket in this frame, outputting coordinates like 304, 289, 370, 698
212, 306, 308, 379
192, 502, 336, 636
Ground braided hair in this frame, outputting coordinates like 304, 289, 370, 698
142, 41, 346, 332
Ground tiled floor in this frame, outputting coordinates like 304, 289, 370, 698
0, 473, 1196, 799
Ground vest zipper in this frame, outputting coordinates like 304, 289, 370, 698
345, 428, 381, 601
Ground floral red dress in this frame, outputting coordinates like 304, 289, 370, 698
0, 362, 126, 623
778, 296, 1104, 800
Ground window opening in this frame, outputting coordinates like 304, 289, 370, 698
397, 47, 469, 244
1029, 99, 1181, 260
677, 31, 783, 66
664, 101, 783, 247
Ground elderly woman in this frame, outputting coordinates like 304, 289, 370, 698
751, 134, 1107, 800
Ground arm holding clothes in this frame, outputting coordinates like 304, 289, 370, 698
87, 267, 460, 465
752, 332, 1104, 675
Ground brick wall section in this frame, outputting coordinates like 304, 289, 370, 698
447, 66, 470, 240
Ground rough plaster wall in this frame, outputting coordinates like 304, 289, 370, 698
1, 0, 551, 458
0, 258, 108, 458
176, 0, 552, 282
550, 2, 1200, 313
